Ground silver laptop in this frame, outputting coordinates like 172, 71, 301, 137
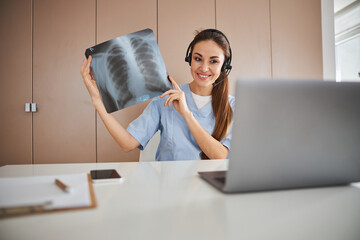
199, 78, 360, 193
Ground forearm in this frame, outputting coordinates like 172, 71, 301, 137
93, 99, 140, 152
183, 112, 229, 159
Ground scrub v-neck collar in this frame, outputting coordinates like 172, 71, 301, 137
182, 84, 213, 117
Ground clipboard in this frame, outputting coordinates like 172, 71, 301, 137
0, 174, 97, 218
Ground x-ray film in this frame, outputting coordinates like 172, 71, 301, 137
85, 28, 172, 113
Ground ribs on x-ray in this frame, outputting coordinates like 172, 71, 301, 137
85, 28, 171, 113
130, 37, 169, 92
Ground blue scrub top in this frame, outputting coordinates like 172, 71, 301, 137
127, 84, 235, 161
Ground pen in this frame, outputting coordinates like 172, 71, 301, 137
55, 179, 73, 193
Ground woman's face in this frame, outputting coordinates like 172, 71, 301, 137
190, 40, 225, 90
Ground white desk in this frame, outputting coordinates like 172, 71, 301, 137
1, 160, 360, 240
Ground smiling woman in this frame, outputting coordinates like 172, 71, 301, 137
81, 29, 235, 161
189, 40, 225, 92
183, 29, 234, 159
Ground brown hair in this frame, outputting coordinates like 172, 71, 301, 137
188, 29, 233, 159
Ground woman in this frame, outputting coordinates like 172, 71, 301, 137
81, 29, 234, 161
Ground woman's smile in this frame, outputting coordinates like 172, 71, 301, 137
197, 73, 211, 80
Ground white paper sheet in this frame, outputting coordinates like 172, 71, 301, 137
0, 173, 91, 210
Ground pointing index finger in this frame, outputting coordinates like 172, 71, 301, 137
168, 75, 180, 90
86, 55, 92, 69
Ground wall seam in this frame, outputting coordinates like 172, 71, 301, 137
269, 0, 273, 78
157, 0, 159, 42
215, 0, 217, 29
31, 0, 34, 164
95, 0, 98, 163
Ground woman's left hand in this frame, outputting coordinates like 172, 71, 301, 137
160, 76, 191, 119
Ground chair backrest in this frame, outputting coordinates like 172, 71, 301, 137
139, 131, 160, 162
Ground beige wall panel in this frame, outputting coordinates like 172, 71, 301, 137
0, 0, 32, 166
33, 0, 96, 164
97, 0, 157, 43
158, 0, 216, 86
270, 0, 323, 79
97, 0, 157, 162
217, 0, 272, 94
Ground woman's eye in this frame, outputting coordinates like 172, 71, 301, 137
194, 57, 201, 62
210, 60, 219, 64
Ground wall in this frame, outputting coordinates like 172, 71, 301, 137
0, 1, 32, 165
0, 0, 323, 165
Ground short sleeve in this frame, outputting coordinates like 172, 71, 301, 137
220, 95, 235, 155
221, 122, 233, 151
126, 98, 161, 150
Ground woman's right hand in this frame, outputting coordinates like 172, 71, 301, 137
80, 56, 140, 152
80, 55, 101, 104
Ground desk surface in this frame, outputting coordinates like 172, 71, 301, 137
1, 160, 360, 240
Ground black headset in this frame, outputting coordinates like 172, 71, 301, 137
185, 29, 232, 87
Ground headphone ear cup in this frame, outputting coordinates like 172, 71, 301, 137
221, 58, 228, 72
185, 53, 192, 66
185, 56, 189, 63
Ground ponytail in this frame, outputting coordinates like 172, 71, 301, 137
200, 72, 233, 159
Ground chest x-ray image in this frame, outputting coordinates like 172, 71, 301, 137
85, 28, 172, 113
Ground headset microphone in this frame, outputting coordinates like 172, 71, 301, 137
212, 66, 232, 87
